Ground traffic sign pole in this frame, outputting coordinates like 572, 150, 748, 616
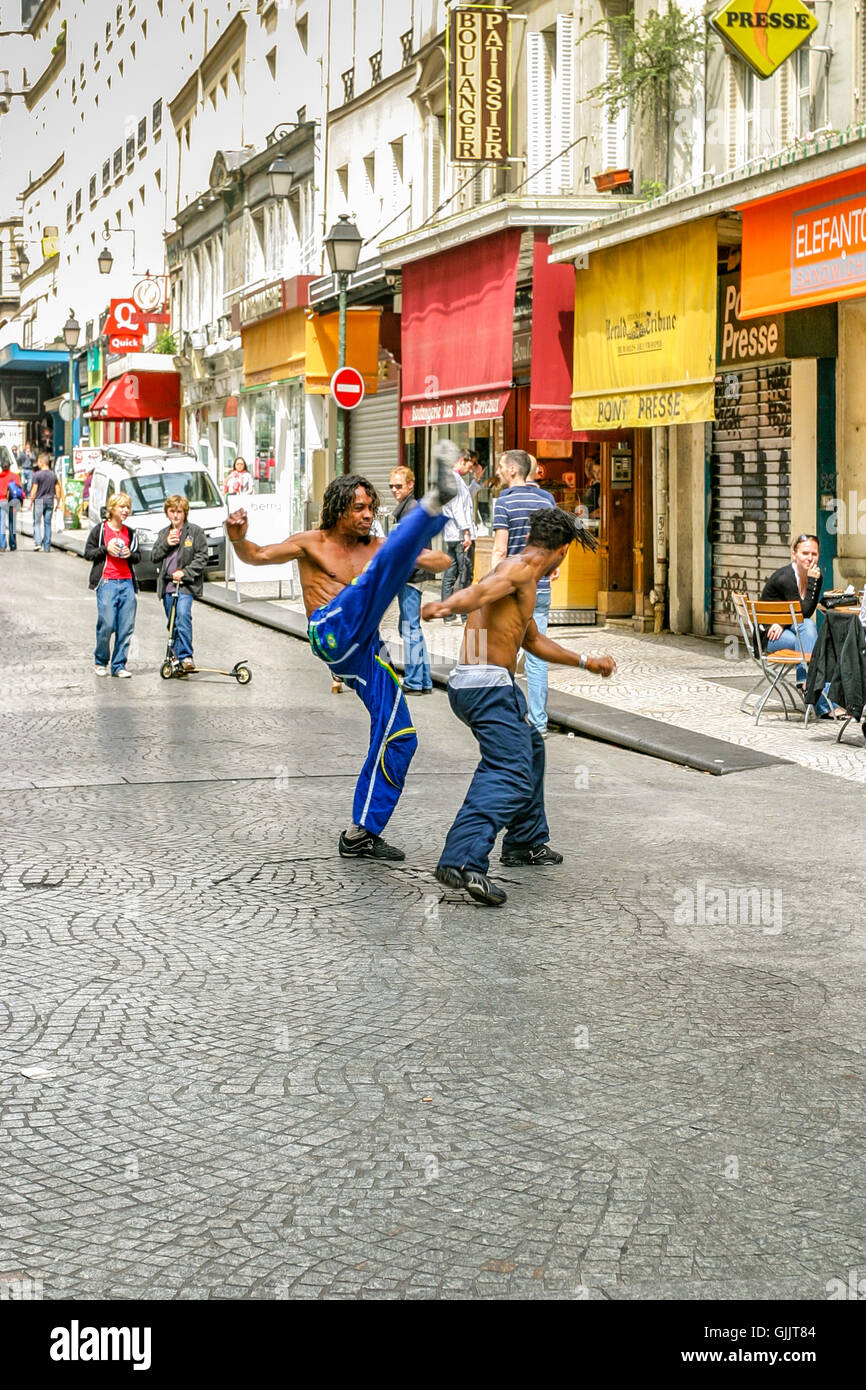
336, 273, 348, 475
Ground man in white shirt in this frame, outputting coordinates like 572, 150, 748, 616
440, 449, 476, 624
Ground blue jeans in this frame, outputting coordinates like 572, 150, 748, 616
0, 499, 17, 550
95, 580, 137, 673
525, 588, 551, 731
33, 500, 53, 550
398, 584, 431, 691
766, 618, 831, 715
164, 591, 194, 661
440, 678, 549, 874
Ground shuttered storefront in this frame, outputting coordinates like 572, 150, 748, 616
711, 361, 792, 635
348, 387, 400, 515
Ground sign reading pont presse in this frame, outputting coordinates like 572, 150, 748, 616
711, 0, 817, 79
447, 4, 510, 164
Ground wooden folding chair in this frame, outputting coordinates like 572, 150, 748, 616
732, 594, 809, 724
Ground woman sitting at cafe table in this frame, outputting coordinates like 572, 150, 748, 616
760, 533, 836, 718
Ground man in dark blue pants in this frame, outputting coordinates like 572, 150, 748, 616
423, 508, 616, 906
226, 447, 456, 860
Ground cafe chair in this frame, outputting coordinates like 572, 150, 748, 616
731, 593, 809, 725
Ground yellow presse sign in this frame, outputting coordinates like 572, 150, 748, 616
711, 0, 817, 79
572, 220, 717, 432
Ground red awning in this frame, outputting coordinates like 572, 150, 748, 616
400, 229, 520, 429
88, 372, 180, 420
529, 232, 575, 442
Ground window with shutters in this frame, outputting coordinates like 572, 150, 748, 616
152, 98, 162, 136
89, 175, 97, 204
426, 115, 446, 219
526, 16, 576, 194
102, 159, 110, 191
795, 45, 812, 136
743, 68, 759, 163
113, 147, 122, 179
601, 29, 628, 173
138, 116, 147, 151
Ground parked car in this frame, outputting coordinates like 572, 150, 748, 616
87, 443, 227, 582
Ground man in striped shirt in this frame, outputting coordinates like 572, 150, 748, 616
491, 450, 556, 734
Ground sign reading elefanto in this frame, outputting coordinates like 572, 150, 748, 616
448, 4, 510, 164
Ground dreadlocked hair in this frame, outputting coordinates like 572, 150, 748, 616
527, 506, 599, 553
319, 474, 380, 531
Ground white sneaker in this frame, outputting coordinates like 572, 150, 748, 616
113, 669, 132, 679
94, 666, 109, 676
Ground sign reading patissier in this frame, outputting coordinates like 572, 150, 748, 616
711, 0, 817, 79
572, 220, 717, 431
447, 3, 510, 163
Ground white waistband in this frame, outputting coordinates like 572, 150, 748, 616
448, 662, 513, 690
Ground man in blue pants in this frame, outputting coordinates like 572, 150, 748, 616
225, 446, 456, 860
423, 508, 616, 906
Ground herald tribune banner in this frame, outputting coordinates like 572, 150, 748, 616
571, 220, 717, 432
447, 4, 510, 164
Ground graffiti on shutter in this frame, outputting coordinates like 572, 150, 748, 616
711, 361, 792, 634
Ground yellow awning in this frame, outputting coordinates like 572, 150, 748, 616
304, 307, 381, 394
242, 308, 306, 386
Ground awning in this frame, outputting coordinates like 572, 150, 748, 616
304, 307, 381, 393
572, 220, 717, 431
739, 165, 866, 319
89, 372, 180, 420
241, 307, 306, 386
400, 228, 520, 428
529, 232, 575, 442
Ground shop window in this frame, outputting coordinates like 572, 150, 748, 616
252, 390, 277, 494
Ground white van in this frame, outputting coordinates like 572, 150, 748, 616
87, 443, 227, 582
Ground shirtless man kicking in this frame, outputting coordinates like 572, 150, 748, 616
225, 445, 457, 862
422, 506, 616, 906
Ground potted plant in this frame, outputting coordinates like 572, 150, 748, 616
593, 168, 633, 192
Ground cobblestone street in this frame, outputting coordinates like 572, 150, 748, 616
1, 547, 864, 1301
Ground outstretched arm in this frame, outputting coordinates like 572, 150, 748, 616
415, 547, 452, 575
422, 559, 523, 620
523, 621, 617, 676
225, 508, 308, 565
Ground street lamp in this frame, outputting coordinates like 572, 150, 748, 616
324, 214, 362, 475
266, 157, 293, 199
97, 245, 114, 275
63, 310, 80, 466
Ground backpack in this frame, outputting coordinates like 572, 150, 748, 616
7, 479, 24, 503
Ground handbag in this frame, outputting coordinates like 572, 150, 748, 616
823, 590, 861, 611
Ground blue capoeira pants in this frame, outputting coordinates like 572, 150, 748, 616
307, 501, 446, 835
440, 670, 550, 873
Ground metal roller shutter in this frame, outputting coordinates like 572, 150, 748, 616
711, 361, 792, 635
348, 387, 400, 516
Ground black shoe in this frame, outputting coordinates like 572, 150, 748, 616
500, 844, 564, 867
431, 440, 459, 504
402, 686, 431, 695
435, 864, 507, 906
338, 829, 405, 861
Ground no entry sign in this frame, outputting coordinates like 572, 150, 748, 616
330, 365, 365, 410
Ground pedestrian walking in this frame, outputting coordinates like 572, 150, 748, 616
223, 456, 255, 499
151, 495, 209, 673
84, 491, 141, 678
423, 508, 612, 907
440, 449, 476, 622
0, 457, 24, 551
225, 449, 457, 862
389, 465, 433, 695
491, 450, 557, 734
28, 453, 61, 551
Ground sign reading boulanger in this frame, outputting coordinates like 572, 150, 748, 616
571, 221, 717, 431
711, 0, 817, 79
447, 4, 510, 164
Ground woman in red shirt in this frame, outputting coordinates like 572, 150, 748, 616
83, 492, 142, 678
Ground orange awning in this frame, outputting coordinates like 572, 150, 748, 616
241, 307, 306, 385
304, 307, 381, 394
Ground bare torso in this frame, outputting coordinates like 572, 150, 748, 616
295, 529, 384, 618
459, 558, 537, 672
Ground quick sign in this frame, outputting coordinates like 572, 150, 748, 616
105, 299, 144, 336
108, 334, 143, 354
711, 0, 817, 79
447, 3, 510, 164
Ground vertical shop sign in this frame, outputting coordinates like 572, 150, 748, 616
447, 4, 510, 164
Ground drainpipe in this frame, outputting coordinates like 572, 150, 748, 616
651, 425, 669, 633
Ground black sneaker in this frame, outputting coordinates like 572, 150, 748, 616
338, 829, 405, 861
435, 864, 507, 906
500, 844, 564, 867
431, 440, 459, 504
